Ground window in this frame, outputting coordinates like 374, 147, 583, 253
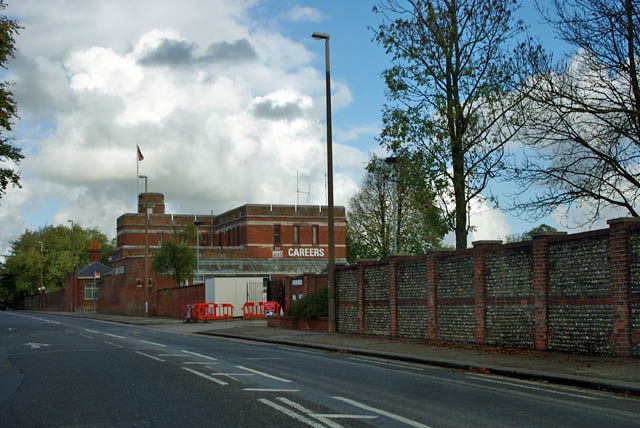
293, 225, 300, 245
312, 225, 319, 245
274, 225, 281, 245
84, 283, 98, 300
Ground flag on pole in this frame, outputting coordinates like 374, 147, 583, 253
137, 145, 144, 161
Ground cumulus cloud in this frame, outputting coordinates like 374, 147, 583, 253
2, 0, 371, 256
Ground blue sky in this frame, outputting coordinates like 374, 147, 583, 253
0, 0, 614, 258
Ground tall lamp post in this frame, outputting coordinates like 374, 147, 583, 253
38, 240, 44, 310
194, 221, 206, 284
139, 175, 150, 316
312, 31, 336, 333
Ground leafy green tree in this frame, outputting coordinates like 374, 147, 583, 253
347, 154, 446, 262
374, 0, 538, 249
152, 226, 196, 286
504, 223, 559, 243
0, 224, 111, 297
0, 1, 22, 199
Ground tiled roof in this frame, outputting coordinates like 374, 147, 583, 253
77, 261, 112, 279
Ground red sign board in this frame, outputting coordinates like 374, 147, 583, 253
264, 301, 275, 312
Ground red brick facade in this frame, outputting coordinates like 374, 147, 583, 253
92, 192, 345, 316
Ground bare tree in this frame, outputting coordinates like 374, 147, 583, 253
509, 0, 640, 223
374, 0, 536, 248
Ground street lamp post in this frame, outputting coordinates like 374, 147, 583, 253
194, 221, 206, 285
312, 31, 336, 333
144, 205, 152, 317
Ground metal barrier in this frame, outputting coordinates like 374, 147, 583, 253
184, 302, 234, 322
242, 301, 281, 319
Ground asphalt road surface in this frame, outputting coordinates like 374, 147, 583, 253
1, 311, 639, 428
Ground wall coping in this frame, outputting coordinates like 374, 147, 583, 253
607, 217, 640, 225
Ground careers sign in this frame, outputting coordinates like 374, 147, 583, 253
288, 247, 325, 258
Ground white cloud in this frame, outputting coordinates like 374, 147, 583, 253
285, 6, 324, 22
2, 0, 373, 255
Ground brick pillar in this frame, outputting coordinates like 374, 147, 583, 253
608, 218, 638, 357
389, 257, 398, 337
472, 240, 502, 345
531, 232, 565, 350
357, 263, 366, 334
426, 252, 437, 341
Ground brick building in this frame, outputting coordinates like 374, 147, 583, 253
100, 192, 346, 314
65, 241, 112, 313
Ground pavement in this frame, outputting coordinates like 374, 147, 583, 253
41, 311, 640, 397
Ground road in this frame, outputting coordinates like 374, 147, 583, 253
1, 311, 639, 427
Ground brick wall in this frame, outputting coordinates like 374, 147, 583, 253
156, 285, 205, 318
335, 218, 640, 357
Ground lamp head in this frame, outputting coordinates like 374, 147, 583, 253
311, 32, 329, 40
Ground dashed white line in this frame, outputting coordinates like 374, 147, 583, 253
349, 357, 424, 371
334, 396, 432, 428
467, 376, 599, 400
181, 367, 228, 385
135, 351, 165, 362
85, 329, 99, 334
139, 340, 166, 347
79, 334, 94, 340
181, 350, 217, 360
183, 361, 220, 365
236, 365, 291, 383
104, 341, 123, 348
244, 388, 300, 392
258, 398, 326, 428
104, 333, 126, 339
158, 354, 192, 358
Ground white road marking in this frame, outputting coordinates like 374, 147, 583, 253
334, 396, 432, 428
158, 354, 192, 358
79, 334, 94, 340
276, 397, 345, 428
85, 329, 99, 334
236, 365, 292, 383
258, 399, 326, 428
314, 414, 377, 419
104, 341, 123, 348
278, 347, 325, 355
244, 388, 300, 392
183, 361, 220, 365
181, 367, 228, 385
135, 351, 165, 362
467, 376, 599, 400
139, 340, 166, 347
25, 342, 50, 349
349, 357, 424, 371
104, 333, 126, 339
181, 350, 217, 360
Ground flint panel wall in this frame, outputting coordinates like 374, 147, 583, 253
335, 219, 640, 357
485, 247, 534, 348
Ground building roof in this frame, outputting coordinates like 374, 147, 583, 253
77, 261, 113, 279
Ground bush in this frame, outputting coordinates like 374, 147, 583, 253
286, 287, 328, 321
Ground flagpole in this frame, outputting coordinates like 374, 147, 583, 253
137, 149, 139, 195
